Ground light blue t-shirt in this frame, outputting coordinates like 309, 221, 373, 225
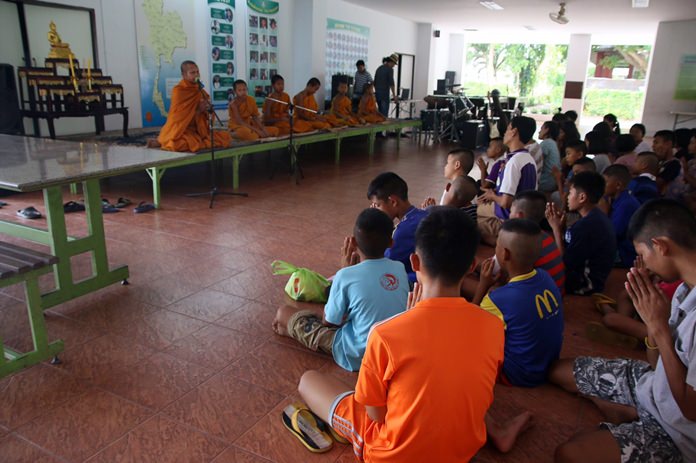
324, 258, 408, 371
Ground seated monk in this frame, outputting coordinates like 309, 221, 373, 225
262, 74, 312, 135
156, 61, 231, 152
358, 82, 386, 124
325, 79, 362, 127
292, 78, 332, 131
228, 79, 279, 141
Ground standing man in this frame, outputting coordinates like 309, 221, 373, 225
352, 59, 373, 112
374, 53, 399, 118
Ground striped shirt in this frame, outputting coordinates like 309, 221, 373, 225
353, 70, 373, 98
536, 232, 565, 296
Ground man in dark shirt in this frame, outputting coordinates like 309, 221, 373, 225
374, 53, 399, 117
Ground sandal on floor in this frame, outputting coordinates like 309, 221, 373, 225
0, 201, 7, 207
63, 201, 85, 213
115, 197, 132, 208
133, 202, 155, 213
592, 293, 617, 313
17, 206, 42, 219
281, 402, 334, 453
585, 322, 639, 349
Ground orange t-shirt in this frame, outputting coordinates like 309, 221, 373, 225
355, 297, 504, 462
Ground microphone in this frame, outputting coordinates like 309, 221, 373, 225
195, 78, 204, 89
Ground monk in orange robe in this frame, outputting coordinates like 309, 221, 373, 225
325, 80, 361, 127
156, 61, 231, 152
358, 82, 387, 124
228, 80, 279, 141
292, 78, 332, 131
262, 74, 312, 135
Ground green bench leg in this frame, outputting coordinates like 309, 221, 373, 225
233, 156, 241, 190
335, 138, 341, 164
69, 183, 78, 195
396, 128, 402, 151
146, 167, 167, 209
368, 132, 376, 157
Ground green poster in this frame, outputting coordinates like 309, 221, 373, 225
674, 54, 696, 101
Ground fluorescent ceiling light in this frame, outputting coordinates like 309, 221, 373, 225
632, 0, 649, 7
480, 1, 504, 11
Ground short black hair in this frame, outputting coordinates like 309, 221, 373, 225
603, 164, 632, 186
566, 140, 588, 156
233, 79, 247, 89
574, 157, 597, 171
542, 121, 560, 140
568, 171, 605, 204
675, 128, 692, 149
356, 60, 365, 67
510, 116, 537, 144
592, 122, 613, 140
512, 190, 547, 224
353, 208, 394, 258
337, 77, 349, 86
415, 207, 479, 285
616, 134, 637, 153
604, 113, 618, 124
559, 121, 580, 142
636, 151, 660, 174
552, 113, 568, 122
448, 149, 475, 174
448, 176, 478, 206
629, 199, 696, 249
500, 218, 543, 268
367, 172, 408, 201
565, 110, 578, 122
630, 123, 646, 136
271, 74, 284, 84
585, 130, 610, 154
654, 130, 674, 144
306, 77, 321, 87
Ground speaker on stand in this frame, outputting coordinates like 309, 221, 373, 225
0, 63, 24, 135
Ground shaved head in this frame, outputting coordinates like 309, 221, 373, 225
498, 219, 542, 269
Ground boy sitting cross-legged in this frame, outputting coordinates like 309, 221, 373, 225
422, 148, 475, 207
272, 208, 408, 372
296, 207, 506, 461
473, 218, 564, 388
550, 199, 696, 463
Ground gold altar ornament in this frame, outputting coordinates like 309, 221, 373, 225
47, 21, 73, 59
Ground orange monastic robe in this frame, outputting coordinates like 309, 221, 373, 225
293, 92, 331, 131
157, 79, 231, 152
359, 94, 386, 124
325, 94, 360, 127
228, 95, 279, 141
262, 92, 312, 135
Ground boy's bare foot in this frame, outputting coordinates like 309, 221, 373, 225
488, 411, 534, 453
272, 316, 288, 336
146, 138, 161, 148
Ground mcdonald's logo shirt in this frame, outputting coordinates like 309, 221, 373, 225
480, 269, 564, 387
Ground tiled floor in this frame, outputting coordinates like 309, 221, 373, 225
0, 134, 646, 462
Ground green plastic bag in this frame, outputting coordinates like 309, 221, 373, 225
271, 260, 330, 303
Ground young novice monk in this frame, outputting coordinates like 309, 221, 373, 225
297, 207, 506, 461
473, 218, 564, 387
228, 79, 278, 141
422, 149, 475, 207
326, 80, 361, 127
263, 74, 311, 135
546, 171, 617, 295
550, 199, 696, 463
367, 172, 428, 284
272, 208, 408, 371
293, 78, 332, 131
357, 83, 386, 124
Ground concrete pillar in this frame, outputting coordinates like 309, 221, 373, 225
562, 34, 592, 121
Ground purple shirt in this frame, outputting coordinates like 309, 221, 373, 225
495, 149, 537, 219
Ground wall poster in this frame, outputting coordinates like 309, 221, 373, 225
325, 18, 369, 101
208, 0, 236, 109
246, 0, 279, 105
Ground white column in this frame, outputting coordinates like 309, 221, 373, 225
562, 34, 592, 121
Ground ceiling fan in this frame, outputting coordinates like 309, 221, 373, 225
549, 2, 569, 25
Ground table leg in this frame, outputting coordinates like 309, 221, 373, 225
335, 138, 341, 164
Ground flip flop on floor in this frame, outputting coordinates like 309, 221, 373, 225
115, 197, 132, 208
281, 402, 334, 453
592, 293, 618, 314
585, 322, 639, 349
133, 202, 155, 213
63, 201, 85, 213
0, 201, 7, 207
17, 206, 42, 219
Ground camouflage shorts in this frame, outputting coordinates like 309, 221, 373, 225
573, 357, 682, 463
287, 310, 335, 355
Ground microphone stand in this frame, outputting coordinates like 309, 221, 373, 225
186, 83, 248, 208
266, 96, 317, 185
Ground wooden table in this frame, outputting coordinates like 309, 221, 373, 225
0, 134, 190, 309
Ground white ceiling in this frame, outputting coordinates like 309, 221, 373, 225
342, 0, 696, 43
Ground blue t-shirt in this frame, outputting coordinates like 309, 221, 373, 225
385, 206, 429, 283
481, 269, 563, 387
324, 258, 408, 371
628, 175, 659, 204
564, 207, 617, 295
610, 190, 640, 268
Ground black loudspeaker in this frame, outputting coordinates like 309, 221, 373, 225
455, 119, 487, 150
434, 30, 441, 38
0, 63, 23, 135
